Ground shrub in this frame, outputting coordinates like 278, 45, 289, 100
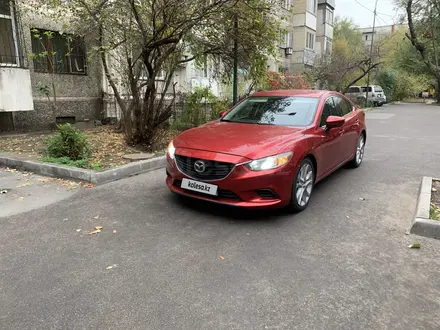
376, 70, 397, 101
171, 87, 230, 130
46, 124, 90, 160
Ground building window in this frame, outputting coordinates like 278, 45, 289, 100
325, 37, 332, 54
279, 31, 291, 48
306, 32, 315, 50
326, 8, 334, 25
283, 0, 292, 10
0, 0, 19, 66
31, 28, 86, 74
307, 0, 316, 14
365, 34, 368, 40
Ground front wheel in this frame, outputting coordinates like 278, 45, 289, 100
287, 158, 315, 213
349, 134, 365, 168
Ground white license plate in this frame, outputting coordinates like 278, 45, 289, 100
181, 178, 218, 196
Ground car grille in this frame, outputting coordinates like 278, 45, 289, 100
174, 155, 235, 181
173, 180, 241, 201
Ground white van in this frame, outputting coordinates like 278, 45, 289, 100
345, 85, 386, 106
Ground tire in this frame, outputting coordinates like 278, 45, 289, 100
349, 133, 366, 168
287, 158, 315, 213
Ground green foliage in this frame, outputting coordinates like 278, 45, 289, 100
45, 124, 90, 161
376, 70, 397, 101
40, 156, 102, 171
171, 87, 229, 130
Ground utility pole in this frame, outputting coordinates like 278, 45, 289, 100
232, 14, 238, 105
365, 0, 378, 108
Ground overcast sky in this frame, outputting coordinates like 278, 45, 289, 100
335, 0, 402, 28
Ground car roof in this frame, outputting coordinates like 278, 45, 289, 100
251, 89, 330, 98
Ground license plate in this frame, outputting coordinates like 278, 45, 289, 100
181, 178, 218, 196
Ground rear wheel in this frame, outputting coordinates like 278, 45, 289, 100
349, 133, 365, 168
288, 158, 315, 213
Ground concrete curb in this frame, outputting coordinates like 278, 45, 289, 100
0, 154, 166, 185
410, 176, 440, 239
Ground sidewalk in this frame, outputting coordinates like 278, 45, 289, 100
0, 167, 82, 218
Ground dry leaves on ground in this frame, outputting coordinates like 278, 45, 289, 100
0, 126, 177, 170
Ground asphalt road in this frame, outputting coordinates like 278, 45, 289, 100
1, 103, 440, 330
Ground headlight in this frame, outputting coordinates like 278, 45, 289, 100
167, 141, 175, 159
246, 152, 293, 171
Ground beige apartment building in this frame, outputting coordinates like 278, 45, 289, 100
268, 0, 335, 74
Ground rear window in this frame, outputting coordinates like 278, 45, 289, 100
361, 86, 372, 93
375, 87, 383, 92
348, 87, 360, 93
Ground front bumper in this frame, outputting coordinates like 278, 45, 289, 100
165, 151, 294, 209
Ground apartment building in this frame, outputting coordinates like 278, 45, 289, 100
359, 24, 407, 51
268, 0, 335, 74
0, 0, 102, 131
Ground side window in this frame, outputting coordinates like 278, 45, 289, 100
334, 96, 353, 116
332, 97, 344, 117
320, 98, 335, 127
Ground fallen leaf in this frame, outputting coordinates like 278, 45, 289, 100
85, 184, 94, 188
219, 256, 225, 260
432, 188, 437, 192
106, 265, 113, 270
17, 182, 32, 188
88, 229, 101, 235
113, 230, 117, 233
346, 215, 350, 219
408, 243, 420, 249
95, 226, 103, 230
93, 215, 100, 219
18, 197, 24, 200
359, 197, 365, 201
76, 229, 81, 232
0, 190, 8, 194
7, 168, 17, 173
405, 230, 411, 235
63, 218, 69, 221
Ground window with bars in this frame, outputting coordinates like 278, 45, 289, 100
31, 28, 86, 74
283, 0, 292, 10
0, 0, 19, 66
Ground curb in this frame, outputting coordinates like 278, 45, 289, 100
410, 176, 440, 239
0, 154, 166, 185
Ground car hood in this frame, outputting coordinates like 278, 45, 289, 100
174, 120, 305, 160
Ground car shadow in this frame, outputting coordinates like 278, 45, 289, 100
170, 165, 349, 224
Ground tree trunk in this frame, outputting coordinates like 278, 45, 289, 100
437, 77, 440, 104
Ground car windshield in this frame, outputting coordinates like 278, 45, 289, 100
221, 96, 319, 126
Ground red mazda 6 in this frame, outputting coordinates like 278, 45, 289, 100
166, 90, 366, 212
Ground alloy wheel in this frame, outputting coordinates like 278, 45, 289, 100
295, 162, 314, 207
356, 135, 365, 165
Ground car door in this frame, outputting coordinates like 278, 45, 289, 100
333, 95, 359, 162
313, 97, 345, 179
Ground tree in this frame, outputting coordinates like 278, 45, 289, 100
310, 18, 382, 93
403, 0, 440, 102
25, 0, 279, 147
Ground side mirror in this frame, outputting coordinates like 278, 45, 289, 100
219, 111, 227, 118
325, 116, 345, 129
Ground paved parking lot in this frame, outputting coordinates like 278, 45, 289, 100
1, 103, 440, 329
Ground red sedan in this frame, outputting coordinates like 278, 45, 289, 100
166, 90, 366, 212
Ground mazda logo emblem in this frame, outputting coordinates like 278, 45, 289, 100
194, 160, 206, 173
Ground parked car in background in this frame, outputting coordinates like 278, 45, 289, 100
345, 85, 386, 106
166, 90, 367, 212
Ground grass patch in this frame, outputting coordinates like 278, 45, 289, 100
430, 203, 440, 221
40, 156, 102, 171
